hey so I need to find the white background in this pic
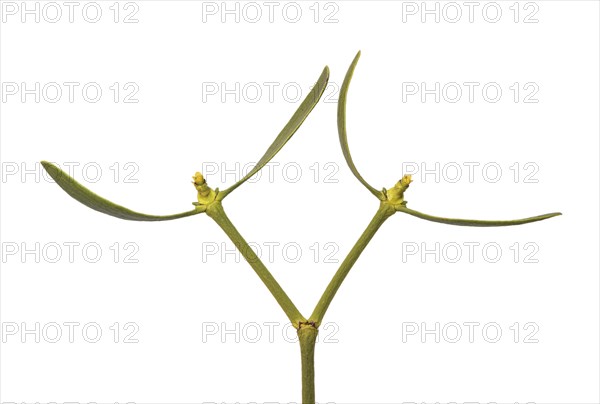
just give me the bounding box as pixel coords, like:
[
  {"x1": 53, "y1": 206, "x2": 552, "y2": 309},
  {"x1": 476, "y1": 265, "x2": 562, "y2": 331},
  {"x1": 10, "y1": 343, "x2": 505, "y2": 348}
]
[{"x1": 1, "y1": 1, "x2": 598, "y2": 403}]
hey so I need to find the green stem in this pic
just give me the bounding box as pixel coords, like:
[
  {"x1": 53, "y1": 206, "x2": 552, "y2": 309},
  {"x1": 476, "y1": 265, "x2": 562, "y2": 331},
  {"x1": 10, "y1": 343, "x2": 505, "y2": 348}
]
[
  {"x1": 206, "y1": 201, "x2": 306, "y2": 325},
  {"x1": 309, "y1": 202, "x2": 395, "y2": 325},
  {"x1": 298, "y1": 324, "x2": 318, "y2": 404}
]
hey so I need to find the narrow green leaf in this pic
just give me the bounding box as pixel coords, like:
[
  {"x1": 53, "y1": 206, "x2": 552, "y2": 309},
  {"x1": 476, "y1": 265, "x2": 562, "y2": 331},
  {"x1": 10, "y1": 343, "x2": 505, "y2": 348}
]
[
  {"x1": 338, "y1": 51, "x2": 382, "y2": 199},
  {"x1": 220, "y1": 66, "x2": 330, "y2": 198},
  {"x1": 41, "y1": 161, "x2": 204, "y2": 221},
  {"x1": 397, "y1": 206, "x2": 562, "y2": 227}
]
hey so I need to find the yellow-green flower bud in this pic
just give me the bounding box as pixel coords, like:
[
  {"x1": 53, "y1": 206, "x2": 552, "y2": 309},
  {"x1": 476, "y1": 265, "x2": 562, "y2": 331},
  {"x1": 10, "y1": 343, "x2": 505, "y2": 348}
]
[
  {"x1": 386, "y1": 174, "x2": 412, "y2": 206},
  {"x1": 193, "y1": 172, "x2": 205, "y2": 187},
  {"x1": 192, "y1": 171, "x2": 216, "y2": 205},
  {"x1": 400, "y1": 174, "x2": 412, "y2": 189}
]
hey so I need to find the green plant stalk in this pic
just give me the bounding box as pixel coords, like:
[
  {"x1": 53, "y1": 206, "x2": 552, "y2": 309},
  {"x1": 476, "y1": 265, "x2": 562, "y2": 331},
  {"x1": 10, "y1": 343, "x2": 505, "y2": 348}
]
[
  {"x1": 208, "y1": 199, "x2": 397, "y2": 403},
  {"x1": 298, "y1": 324, "x2": 318, "y2": 404},
  {"x1": 206, "y1": 201, "x2": 306, "y2": 326},
  {"x1": 39, "y1": 53, "x2": 563, "y2": 404},
  {"x1": 310, "y1": 201, "x2": 396, "y2": 326}
]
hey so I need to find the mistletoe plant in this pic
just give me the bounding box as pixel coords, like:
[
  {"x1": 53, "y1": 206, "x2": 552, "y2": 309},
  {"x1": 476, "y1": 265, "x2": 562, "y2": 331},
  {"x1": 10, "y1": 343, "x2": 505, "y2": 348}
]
[{"x1": 41, "y1": 52, "x2": 561, "y2": 403}]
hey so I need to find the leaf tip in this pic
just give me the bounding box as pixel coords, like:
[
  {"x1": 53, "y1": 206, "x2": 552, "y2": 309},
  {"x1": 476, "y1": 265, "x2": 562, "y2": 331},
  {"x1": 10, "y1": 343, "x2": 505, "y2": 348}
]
[{"x1": 40, "y1": 160, "x2": 60, "y2": 179}]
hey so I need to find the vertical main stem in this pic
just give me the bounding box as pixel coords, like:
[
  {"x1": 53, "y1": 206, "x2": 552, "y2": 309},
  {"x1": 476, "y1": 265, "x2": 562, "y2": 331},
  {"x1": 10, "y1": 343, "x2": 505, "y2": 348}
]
[{"x1": 298, "y1": 325, "x2": 318, "y2": 404}]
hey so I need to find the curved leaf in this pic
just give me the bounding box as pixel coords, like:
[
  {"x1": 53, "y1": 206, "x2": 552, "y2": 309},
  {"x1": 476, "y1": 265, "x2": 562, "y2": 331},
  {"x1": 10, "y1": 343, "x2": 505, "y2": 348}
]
[
  {"x1": 220, "y1": 66, "x2": 330, "y2": 198},
  {"x1": 338, "y1": 51, "x2": 382, "y2": 199},
  {"x1": 41, "y1": 161, "x2": 204, "y2": 221},
  {"x1": 397, "y1": 206, "x2": 561, "y2": 227}
]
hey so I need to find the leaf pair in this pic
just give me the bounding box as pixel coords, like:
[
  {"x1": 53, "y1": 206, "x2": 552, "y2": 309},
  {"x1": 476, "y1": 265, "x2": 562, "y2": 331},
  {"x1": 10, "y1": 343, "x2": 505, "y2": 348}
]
[
  {"x1": 337, "y1": 51, "x2": 561, "y2": 227},
  {"x1": 42, "y1": 52, "x2": 561, "y2": 227},
  {"x1": 42, "y1": 66, "x2": 330, "y2": 221}
]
